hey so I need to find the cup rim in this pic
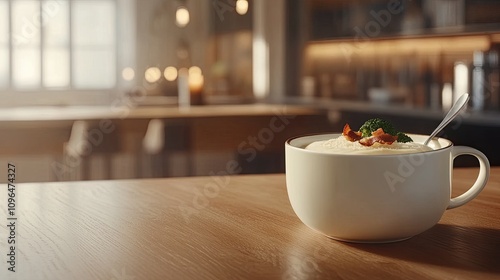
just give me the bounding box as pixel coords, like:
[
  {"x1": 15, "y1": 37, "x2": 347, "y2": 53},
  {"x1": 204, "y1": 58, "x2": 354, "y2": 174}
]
[{"x1": 285, "y1": 133, "x2": 453, "y2": 157}]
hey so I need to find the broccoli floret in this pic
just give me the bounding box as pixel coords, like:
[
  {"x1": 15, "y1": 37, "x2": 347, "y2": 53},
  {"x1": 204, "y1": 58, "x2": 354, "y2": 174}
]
[
  {"x1": 396, "y1": 132, "x2": 413, "y2": 143},
  {"x1": 359, "y1": 118, "x2": 413, "y2": 142},
  {"x1": 359, "y1": 118, "x2": 397, "y2": 138}
]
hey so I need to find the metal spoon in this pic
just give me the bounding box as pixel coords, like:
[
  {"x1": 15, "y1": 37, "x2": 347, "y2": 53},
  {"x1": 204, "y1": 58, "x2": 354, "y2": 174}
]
[{"x1": 423, "y1": 93, "x2": 470, "y2": 146}]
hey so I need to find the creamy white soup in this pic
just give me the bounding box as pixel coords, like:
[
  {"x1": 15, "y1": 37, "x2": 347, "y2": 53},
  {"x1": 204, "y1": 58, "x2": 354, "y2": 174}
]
[{"x1": 305, "y1": 135, "x2": 433, "y2": 155}]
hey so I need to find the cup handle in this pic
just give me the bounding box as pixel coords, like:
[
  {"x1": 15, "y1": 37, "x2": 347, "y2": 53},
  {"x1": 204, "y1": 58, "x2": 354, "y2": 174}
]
[{"x1": 447, "y1": 146, "x2": 490, "y2": 209}]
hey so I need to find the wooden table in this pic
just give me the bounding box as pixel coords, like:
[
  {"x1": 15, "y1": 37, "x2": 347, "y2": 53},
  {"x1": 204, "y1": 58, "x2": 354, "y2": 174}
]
[{"x1": 1, "y1": 167, "x2": 499, "y2": 280}]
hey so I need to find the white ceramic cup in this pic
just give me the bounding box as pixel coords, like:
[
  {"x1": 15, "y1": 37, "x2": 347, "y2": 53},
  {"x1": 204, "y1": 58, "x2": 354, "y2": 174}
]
[{"x1": 285, "y1": 133, "x2": 490, "y2": 243}]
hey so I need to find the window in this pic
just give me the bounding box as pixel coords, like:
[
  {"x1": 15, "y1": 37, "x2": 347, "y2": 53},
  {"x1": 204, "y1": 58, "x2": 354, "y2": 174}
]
[
  {"x1": 0, "y1": 1, "x2": 8, "y2": 87},
  {"x1": 0, "y1": 0, "x2": 133, "y2": 91}
]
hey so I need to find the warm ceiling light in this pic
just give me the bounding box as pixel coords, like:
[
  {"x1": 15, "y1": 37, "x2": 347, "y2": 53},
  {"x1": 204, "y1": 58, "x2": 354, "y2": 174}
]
[
  {"x1": 122, "y1": 67, "x2": 135, "y2": 81},
  {"x1": 145, "y1": 67, "x2": 162, "y2": 83},
  {"x1": 236, "y1": 0, "x2": 248, "y2": 15},
  {"x1": 176, "y1": 6, "x2": 190, "y2": 27},
  {"x1": 188, "y1": 66, "x2": 202, "y2": 76},
  {"x1": 164, "y1": 66, "x2": 178, "y2": 81}
]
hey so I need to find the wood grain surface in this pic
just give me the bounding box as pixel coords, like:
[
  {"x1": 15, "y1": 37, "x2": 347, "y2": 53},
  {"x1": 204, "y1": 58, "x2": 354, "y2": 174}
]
[{"x1": 0, "y1": 167, "x2": 499, "y2": 280}]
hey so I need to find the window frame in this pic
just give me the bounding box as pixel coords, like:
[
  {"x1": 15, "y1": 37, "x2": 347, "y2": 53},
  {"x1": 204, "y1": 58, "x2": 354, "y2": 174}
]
[{"x1": 0, "y1": 0, "x2": 135, "y2": 106}]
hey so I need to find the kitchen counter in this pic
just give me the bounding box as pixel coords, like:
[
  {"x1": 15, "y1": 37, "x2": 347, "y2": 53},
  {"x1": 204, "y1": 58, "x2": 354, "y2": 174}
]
[
  {"x1": 0, "y1": 104, "x2": 331, "y2": 182},
  {"x1": 273, "y1": 97, "x2": 500, "y2": 127},
  {"x1": 0, "y1": 103, "x2": 326, "y2": 122},
  {"x1": 269, "y1": 97, "x2": 500, "y2": 166}
]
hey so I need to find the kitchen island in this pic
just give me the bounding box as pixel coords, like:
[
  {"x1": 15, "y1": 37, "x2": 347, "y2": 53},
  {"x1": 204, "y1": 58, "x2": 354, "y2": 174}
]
[{"x1": 0, "y1": 104, "x2": 330, "y2": 182}]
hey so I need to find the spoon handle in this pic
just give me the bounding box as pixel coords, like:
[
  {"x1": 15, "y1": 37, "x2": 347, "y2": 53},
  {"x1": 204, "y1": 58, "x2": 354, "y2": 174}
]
[{"x1": 423, "y1": 93, "x2": 470, "y2": 146}]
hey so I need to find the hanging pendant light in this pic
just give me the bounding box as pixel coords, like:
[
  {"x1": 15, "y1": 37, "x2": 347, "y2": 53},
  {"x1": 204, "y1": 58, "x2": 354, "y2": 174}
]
[
  {"x1": 175, "y1": 0, "x2": 190, "y2": 27},
  {"x1": 236, "y1": 0, "x2": 248, "y2": 15}
]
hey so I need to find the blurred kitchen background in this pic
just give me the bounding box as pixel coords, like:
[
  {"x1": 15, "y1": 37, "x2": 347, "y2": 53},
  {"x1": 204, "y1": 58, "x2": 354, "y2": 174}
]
[{"x1": 1, "y1": 0, "x2": 499, "y2": 182}]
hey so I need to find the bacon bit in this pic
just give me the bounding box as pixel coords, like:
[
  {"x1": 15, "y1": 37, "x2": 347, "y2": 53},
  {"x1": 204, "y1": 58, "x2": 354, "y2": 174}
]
[
  {"x1": 359, "y1": 128, "x2": 398, "y2": 146},
  {"x1": 342, "y1": 124, "x2": 362, "y2": 142}
]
